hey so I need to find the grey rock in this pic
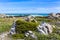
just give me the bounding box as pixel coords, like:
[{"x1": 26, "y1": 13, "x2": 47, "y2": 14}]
[
  {"x1": 37, "y1": 22, "x2": 53, "y2": 35},
  {"x1": 25, "y1": 31, "x2": 37, "y2": 39},
  {"x1": 9, "y1": 21, "x2": 16, "y2": 35}
]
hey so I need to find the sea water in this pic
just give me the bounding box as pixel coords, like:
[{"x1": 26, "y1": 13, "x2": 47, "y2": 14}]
[{"x1": 6, "y1": 13, "x2": 49, "y2": 17}]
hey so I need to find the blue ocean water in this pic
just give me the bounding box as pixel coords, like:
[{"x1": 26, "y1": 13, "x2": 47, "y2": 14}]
[{"x1": 6, "y1": 13, "x2": 49, "y2": 17}]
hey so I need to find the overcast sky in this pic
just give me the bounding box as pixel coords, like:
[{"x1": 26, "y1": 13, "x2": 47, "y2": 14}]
[{"x1": 0, "y1": 0, "x2": 60, "y2": 13}]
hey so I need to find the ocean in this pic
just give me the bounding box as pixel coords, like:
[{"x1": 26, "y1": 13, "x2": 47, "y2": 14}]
[{"x1": 6, "y1": 13, "x2": 49, "y2": 17}]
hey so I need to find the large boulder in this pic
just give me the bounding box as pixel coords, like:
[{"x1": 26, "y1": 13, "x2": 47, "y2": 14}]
[{"x1": 37, "y1": 22, "x2": 53, "y2": 35}]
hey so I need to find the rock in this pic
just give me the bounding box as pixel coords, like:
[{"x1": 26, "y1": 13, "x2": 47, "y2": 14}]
[
  {"x1": 9, "y1": 21, "x2": 16, "y2": 35},
  {"x1": 48, "y1": 13, "x2": 60, "y2": 19},
  {"x1": 25, "y1": 31, "x2": 37, "y2": 39},
  {"x1": 37, "y1": 22, "x2": 53, "y2": 35},
  {"x1": 25, "y1": 16, "x2": 34, "y2": 22},
  {"x1": 0, "y1": 14, "x2": 6, "y2": 18},
  {"x1": 25, "y1": 32, "x2": 29, "y2": 37},
  {"x1": 25, "y1": 16, "x2": 37, "y2": 23}
]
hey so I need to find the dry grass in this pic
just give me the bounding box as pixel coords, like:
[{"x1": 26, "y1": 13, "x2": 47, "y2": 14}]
[{"x1": 0, "y1": 17, "x2": 23, "y2": 33}]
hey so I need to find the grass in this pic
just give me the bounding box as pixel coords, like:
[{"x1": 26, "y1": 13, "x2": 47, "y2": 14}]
[
  {"x1": 0, "y1": 17, "x2": 60, "y2": 40},
  {"x1": 0, "y1": 18, "x2": 22, "y2": 33},
  {"x1": 12, "y1": 17, "x2": 60, "y2": 40}
]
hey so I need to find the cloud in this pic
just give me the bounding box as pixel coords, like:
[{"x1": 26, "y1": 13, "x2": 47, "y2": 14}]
[
  {"x1": 0, "y1": 7, "x2": 60, "y2": 13},
  {"x1": 0, "y1": 1, "x2": 60, "y2": 13}
]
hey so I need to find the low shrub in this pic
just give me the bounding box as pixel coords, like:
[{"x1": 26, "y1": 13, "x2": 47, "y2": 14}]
[
  {"x1": 15, "y1": 20, "x2": 38, "y2": 34},
  {"x1": 12, "y1": 34, "x2": 25, "y2": 39},
  {"x1": 35, "y1": 32, "x2": 60, "y2": 40}
]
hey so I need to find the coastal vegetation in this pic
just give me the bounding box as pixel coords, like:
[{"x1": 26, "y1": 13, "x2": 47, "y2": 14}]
[
  {"x1": 0, "y1": 17, "x2": 22, "y2": 33},
  {"x1": 0, "y1": 18, "x2": 14, "y2": 33},
  {"x1": 15, "y1": 20, "x2": 38, "y2": 34},
  {"x1": 0, "y1": 15, "x2": 60, "y2": 40},
  {"x1": 11, "y1": 16, "x2": 60, "y2": 40}
]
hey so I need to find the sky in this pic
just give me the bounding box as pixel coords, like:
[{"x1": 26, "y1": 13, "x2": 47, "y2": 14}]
[{"x1": 0, "y1": 0, "x2": 60, "y2": 13}]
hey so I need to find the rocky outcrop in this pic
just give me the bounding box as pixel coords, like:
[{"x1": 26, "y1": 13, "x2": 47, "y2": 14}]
[
  {"x1": 10, "y1": 21, "x2": 54, "y2": 35},
  {"x1": 25, "y1": 16, "x2": 37, "y2": 23},
  {"x1": 9, "y1": 21, "x2": 16, "y2": 35},
  {"x1": 37, "y1": 22, "x2": 53, "y2": 35},
  {"x1": 25, "y1": 31, "x2": 37, "y2": 39},
  {"x1": 0, "y1": 14, "x2": 6, "y2": 18},
  {"x1": 25, "y1": 16, "x2": 34, "y2": 22},
  {"x1": 48, "y1": 13, "x2": 60, "y2": 19}
]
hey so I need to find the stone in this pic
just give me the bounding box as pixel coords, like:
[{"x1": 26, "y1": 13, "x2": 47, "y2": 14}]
[
  {"x1": 25, "y1": 32, "x2": 29, "y2": 37},
  {"x1": 25, "y1": 16, "x2": 37, "y2": 23},
  {"x1": 37, "y1": 22, "x2": 53, "y2": 35},
  {"x1": 9, "y1": 21, "x2": 16, "y2": 35},
  {"x1": 25, "y1": 31, "x2": 37, "y2": 39}
]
